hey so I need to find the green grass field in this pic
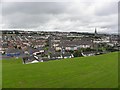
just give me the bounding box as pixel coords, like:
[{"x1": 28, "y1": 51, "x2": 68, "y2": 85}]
[
  {"x1": 0, "y1": 60, "x2": 2, "y2": 89},
  {"x1": 2, "y1": 52, "x2": 118, "y2": 88}
]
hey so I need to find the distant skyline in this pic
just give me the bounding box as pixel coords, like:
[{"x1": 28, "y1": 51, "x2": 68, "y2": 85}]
[{"x1": 0, "y1": 0, "x2": 119, "y2": 34}]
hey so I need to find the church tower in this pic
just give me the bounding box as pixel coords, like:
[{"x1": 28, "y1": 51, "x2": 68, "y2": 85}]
[{"x1": 94, "y1": 28, "x2": 97, "y2": 37}]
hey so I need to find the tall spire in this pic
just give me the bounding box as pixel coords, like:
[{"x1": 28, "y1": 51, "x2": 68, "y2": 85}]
[
  {"x1": 95, "y1": 28, "x2": 97, "y2": 36},
  {"x1": 95, "y1": 28, "x2": 97, "y2": 34}
]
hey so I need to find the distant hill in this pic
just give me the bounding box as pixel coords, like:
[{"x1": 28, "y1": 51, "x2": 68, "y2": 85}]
[{"x1": 2, "y1": 52, "x2": 118, "y2": 88}]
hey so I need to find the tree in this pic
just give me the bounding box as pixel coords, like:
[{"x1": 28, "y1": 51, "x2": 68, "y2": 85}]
[{"x1": 73, "y1": 49, "x2": 82, "y2": 57}]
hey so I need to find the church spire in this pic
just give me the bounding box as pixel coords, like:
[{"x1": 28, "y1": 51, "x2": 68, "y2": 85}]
[{"x1": 95, "y1": 28, "x2": 97, "y2": 36}]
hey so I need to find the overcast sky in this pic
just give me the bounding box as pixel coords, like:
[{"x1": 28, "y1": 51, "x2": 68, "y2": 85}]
[{"x1": 0, "y1": 0, "x2": 119, "y2": 34}]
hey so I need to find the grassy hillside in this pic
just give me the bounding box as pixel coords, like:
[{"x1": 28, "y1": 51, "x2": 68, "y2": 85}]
[
  {"x1": 2, "y1": 52, "x2": 118, "y2": 88},
  {"x1": 0, "y1": 60, "x2": 1, "y2": 89}
]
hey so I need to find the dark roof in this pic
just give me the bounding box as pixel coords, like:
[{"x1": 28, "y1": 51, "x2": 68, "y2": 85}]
[
  {"x1": 22, "y1": 55, "x2": 40, "y2": 64},
  {"x1": 50, "y1": 52, "x2": 61, "y2": 57},
  {"x1": 62, "y1": 39, "x2": 93, "y2": 47},
  {"x1": 2, "y1": 43, "x2": 8, "y2": 48},
  {"x1": 63, "y1": 52, "x2": 71, "y2": 57},
  {"x1": 50, "y1": 52, "x2": 71, "y2": 57},
  {"x1": 6, "y1": 48, "x2": 24, "y2": 54},
  {"x1": 82, "y1": 51, "x2": 96, "y2": 54},
  {"x1": 27, "y1": 47, "x2": 39, "y2": 53}
]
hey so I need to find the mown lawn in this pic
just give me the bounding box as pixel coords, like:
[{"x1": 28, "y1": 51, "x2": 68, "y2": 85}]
[
  {"x1": 0, "y1": 60, "x2": 2, "y2": 89},
  {"x1": 2, "y1": 52, "x2": 118, "y2": 88}
]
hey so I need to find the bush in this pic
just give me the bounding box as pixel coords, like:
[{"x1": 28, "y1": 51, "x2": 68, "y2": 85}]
[{"x1": 73, "y1": 50, "x2": 82, "y2": 57}]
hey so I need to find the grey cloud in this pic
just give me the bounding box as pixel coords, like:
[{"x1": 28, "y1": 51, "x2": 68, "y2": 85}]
[
  {"x1": 2, "y1": 2, "x2": 68, "y2": 28},
  {"x1": 1, "y1": 2, "x2": 118, "y2": 34},
  {"x1": 3, "y1": 14, "x2": 55, "y2": 28},
  {"x1": 95, "y1": 2, "x2": 118, "y2": 16},
  {"x1": 2, "y1": 2, "x2": 67, "y2": 15}
]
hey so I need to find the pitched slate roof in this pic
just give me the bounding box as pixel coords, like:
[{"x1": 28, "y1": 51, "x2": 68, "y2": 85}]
[
  {"x1": 22, "y1": 55, "x2": 40, "y2": 64},
  {"x1": 62, "y1": 39, "x2": 93, "y2": 47}
]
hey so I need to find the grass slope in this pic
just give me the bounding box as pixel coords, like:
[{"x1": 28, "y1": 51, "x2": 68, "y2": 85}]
[
  {"x1": 2, "y1": 52, "x2": 118, "y2": 88},
  {"x1": 0, "y1": 60, "x2": 2, "y2": 89}
]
